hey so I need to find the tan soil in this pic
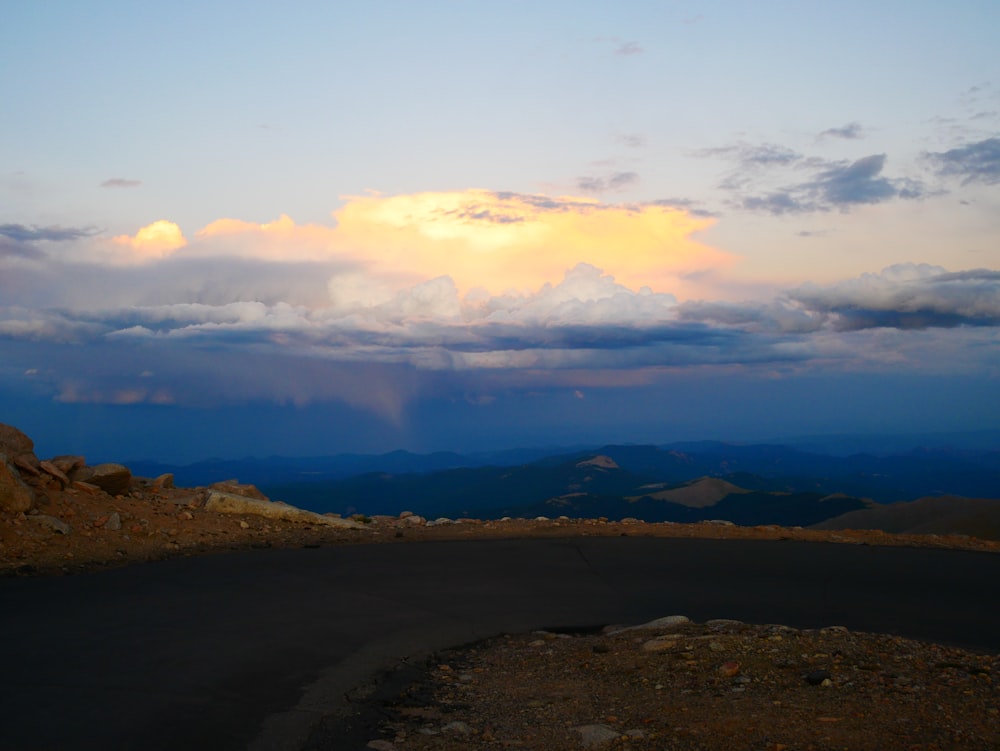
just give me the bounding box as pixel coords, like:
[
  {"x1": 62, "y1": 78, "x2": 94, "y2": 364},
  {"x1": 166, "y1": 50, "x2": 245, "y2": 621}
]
[{"x1": 3, "y1": 478, "x2": 999, "y2": 750}]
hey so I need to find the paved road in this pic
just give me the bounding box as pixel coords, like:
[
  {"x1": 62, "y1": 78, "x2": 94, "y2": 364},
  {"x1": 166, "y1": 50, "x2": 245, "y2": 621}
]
[{"x1": 1, "y1": 537, "x2": 998, "y2": 750}]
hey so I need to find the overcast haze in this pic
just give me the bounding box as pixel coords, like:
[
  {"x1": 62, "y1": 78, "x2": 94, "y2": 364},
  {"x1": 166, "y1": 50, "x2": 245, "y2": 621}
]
[{"x1": 2, "y1": 1, "x2": 999, "y2": 462}]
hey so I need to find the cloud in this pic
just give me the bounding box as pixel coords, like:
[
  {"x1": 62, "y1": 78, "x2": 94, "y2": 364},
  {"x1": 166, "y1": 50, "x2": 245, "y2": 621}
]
[
  {"x1": 112, "y1": 220, "x2": 187, "y2": 260},
  {"x1": 700, "y1": 140, "x2": 926, "y2": 214},
  {"x1": 926, "y1": 136, "x2": 1000, "y2": 185},
  {"x1": 818, "y1": 122, "x2": 865, "y2": 140},
  {"x1": 615, "y1": 41, "x2": 643, "y2": 56},
  {"x1": 35, "y1": 191, "x2": 728, "y2": 299},
  {"x1": 617, "y1": 133, "x2": 646, "y2": 149},
  {"x1": 741, "y1": 154, "x2": 924, "y2": 214},
  {"x1": 0, "y1": 223, "x2": 100, "y2": 261},
  {"x1": 0, "y1": 223, "x2": 97, "y2": 244},
  {"x1": 100, "y1": 178, "x2": 142, "y2": 189},
  {"x1": 575, "y1": 172, "x2": 639, "y2": 194},
  {"x1": 5, "y1": 255, "x2": 999, "y2": 417},
  {"x1": 325, "y1": 190, "x2": 730, "y2": 296},
  {"x1": 788, "y1": 264, "x2": 1000, "y2": 330}
]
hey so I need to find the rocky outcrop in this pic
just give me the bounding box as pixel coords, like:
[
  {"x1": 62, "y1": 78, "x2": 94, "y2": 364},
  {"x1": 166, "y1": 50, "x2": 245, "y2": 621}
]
[
  {"x1": 0, "y1": 423, "x2": 41, "y2": 478},
  {"x1": 208, "y1": 480, "x2": 268, "y2": 500},
  {"x1": 87, "y1": 463, "x2": 132, "y2": 496},
  {"x1": 204, "y1": 490, "x2": 364, "y2": 528},
  {"x1": 0, "y1": 454, "x2": 34, "y2": 512}
]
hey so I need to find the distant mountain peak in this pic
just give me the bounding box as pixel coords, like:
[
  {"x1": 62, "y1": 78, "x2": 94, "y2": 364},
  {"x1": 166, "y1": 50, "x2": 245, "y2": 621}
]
[{"x1": 576, "y1": 455, "x2": 620, "y2": 470}]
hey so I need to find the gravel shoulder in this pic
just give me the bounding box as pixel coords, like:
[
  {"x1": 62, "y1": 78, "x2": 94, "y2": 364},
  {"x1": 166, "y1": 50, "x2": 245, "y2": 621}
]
[{"x1": 353, "y1": 618, "x2": 999, "y2": 751}]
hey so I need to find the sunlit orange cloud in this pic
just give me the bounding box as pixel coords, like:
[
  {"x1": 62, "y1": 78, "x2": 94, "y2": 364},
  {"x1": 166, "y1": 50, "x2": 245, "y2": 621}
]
[
  {"x1": 332, "y1": 190, "x2": 732, "y2": 296},
  {"x1": 139, "y1": 191, "x2": 731, "y2": 298},
  {"x1": 112, "y1": 220, "x2": 187, "y2": 260},
  {"x1": 195, "y1": 214, "x2": 343, "y2": 261}
]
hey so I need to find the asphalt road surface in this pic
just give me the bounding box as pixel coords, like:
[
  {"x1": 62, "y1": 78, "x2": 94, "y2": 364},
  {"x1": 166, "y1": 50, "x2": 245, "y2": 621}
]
[{"x1": 1, "y1": 537, "x2": 998, "y2": 750}]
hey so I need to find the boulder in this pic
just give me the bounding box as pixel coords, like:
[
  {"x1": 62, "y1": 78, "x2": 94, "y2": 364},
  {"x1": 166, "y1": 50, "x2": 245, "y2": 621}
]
[
  {"x1": 204, "y1": 491, "x2": 364, "y2": 528},
  {"x1": 88, "y1": 463, "x2": 132, "y2": 495},
  {"x1": 0, "y1": 454, "x2": 34, "y2": 512},
  {"x1": 39, "y1": 460, "x2": 70, "y2": 488},
  {"x1": 153, "y1": 473, "x2": 175, "y2": 490},
  {"x1": 0, "y1": 423, "x2": 34, "y2": 458},
  {"x1": 208, "y1": 480, "x2": 267, "y2": 500},
  {"x1": 50, "y1": 455, "x2": 86, "y2": 474},
  {"x1": 0, "y1": 423, "x2": 41, "y2": 477}
]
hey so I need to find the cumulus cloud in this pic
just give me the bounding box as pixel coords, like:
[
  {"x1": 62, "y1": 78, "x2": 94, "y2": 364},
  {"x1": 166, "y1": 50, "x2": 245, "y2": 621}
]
[
  {"x1": 112, "y1": 220, "x2": 187, "y2": 260},
  {"x1": 788, "y1": 264, "x2": 1000, "y2": 330},
  {"x1": 926, "y1": 136, "x2": 1000, "y2": 185},
  {"x1": 25, "y1": 191, "x2": 730, "y2": 300}
]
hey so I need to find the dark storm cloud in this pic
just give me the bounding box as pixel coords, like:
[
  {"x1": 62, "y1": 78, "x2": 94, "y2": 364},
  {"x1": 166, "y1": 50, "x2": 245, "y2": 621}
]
[{"x1": 926, "y1": 136, "x2": 1000, "y2": 185}]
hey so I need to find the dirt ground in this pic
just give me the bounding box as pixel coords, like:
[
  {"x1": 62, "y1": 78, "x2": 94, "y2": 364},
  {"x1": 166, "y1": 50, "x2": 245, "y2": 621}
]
[{"x1": 3, "y1": 478, "x2": 998, "y2": 750}]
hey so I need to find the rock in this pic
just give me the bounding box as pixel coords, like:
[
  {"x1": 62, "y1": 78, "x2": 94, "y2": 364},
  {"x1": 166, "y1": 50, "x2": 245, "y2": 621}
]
[
  {"x1": 12, "y1": 454, "x2": 41, "y2": 476},
  {"x1": 39, "y1": 460, "x2": 70, "y2": 488},
  {"x1": 441, "y1": 721, "x2": 472, "y2": 734},
  {"x1": 69, "y1": 465, "x2": 95, "y2": 483},
  {"x1": 204, "y1": 491, "x2": 365, "y2": 528},
  {"x1": 72, "y1": 480, "x2": 101, "y2": 495},
  {"x1": 50, "y1": 455, "x2": 85, "y2": 474},
  {"x1": 0, "y1": 423, "x2": 34, "y2": 458},
  {"x1": 153, "y1": 473, "x2": 175, "y2": 490},
  {"x1": 805, "y1": 669, "x2": 832, "y2": 686},
  {"x1": 106, "y1": 511, "x2": 122, "y2": 531},
  {"x1": 718, "y1": 661, "x2": 741, "y2": 677},
  {"x1": 208, "y1": 480, "x2": 267, "y2": 500},
  {"x1": 622, "y1": 615, "x2": 690, "y2": 632},
  {"x1": 571, "y1": 724, "x2": 620, "y2": 748},
  {"x1": 366, "y1": 742, "x2": 397, "y2": 751},
  {"x1": 28, "y1": 514, "x2": 72, "y2": 535},
  {"x1": 641, "y1": 637, "x2": 678, "y2": 653},
  {"x1": 0, "y1": 455, "x2": 34, "y2": 512},
  {"x1": 402, "y1": 514, "x2": 426, "y2": 526},
  {"x1": 89, "y1": 463, "x2": 132, "y2": 495},
  {"x1": 399, "y1": 510, "x2": 414, "y2": 519}
]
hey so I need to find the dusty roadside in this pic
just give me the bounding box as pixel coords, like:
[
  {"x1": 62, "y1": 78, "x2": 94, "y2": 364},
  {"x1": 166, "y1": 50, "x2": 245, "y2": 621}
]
[{"x1": 3, "y1": 469, "x2": 999, "y2": 578}]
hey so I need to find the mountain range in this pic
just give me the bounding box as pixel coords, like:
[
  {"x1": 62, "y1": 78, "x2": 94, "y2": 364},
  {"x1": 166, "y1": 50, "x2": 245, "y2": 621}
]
[{"x1": 129, "y1": 439, "x2": 1000, "y2": 538}]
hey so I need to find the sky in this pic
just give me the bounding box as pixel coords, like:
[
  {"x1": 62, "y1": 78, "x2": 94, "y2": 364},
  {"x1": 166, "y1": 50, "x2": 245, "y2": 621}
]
[{"x1": 2, "y1": 1, "x2": 999, "y2": 462}]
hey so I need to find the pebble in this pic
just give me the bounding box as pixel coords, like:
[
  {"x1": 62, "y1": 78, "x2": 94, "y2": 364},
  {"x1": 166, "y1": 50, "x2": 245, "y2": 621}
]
[
  {"x1": 805, "y1": 669, "x2": 832, "y2": 686},
  {"x1": 641, "y1": 638, "x2": 678, "y2": 653},
  {"x1": 27, "y1": 515, "x2": 72, "y2": 535},
  {"x1": 571, "y1": 724, "x2": 620, "y2": 748}
]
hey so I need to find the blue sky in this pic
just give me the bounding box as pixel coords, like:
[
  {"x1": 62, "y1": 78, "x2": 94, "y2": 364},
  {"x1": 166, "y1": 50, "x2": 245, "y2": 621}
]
[{"x1": 2, "y1": 1, "x2": 999, "y2": 461}]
